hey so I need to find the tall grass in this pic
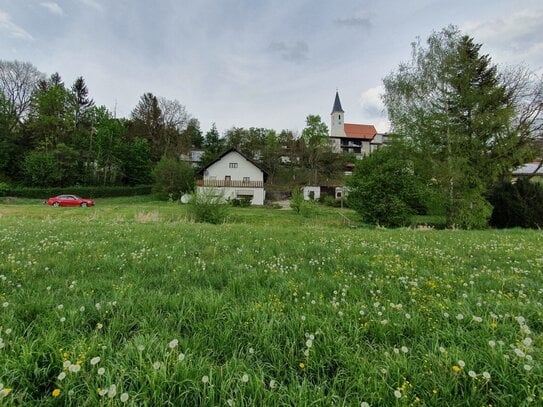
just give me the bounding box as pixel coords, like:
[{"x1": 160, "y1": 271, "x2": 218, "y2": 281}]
[{"x1": 0, "y1": 200, "x2": 541, "y2": 405}]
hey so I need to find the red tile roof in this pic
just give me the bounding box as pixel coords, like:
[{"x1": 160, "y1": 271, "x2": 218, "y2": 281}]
[{"x1": 343, "y1": 123, "x2": 376, "y2": 140}]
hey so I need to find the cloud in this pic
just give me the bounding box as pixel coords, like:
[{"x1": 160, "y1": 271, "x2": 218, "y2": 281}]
[
  {"x1": 268, "y1": 40, "x2": 309, "y2": 63},
  {"x1": 40, "y1": 2, "x2": 64, "y2": 16},
  {"x1": 0, "y1": 10, "x2": 33, "y2": 40},
  {"x1": 462, "y1": 9, "x2": 543, "y2": 68},
  {"x1": 334, "y1": 17, "x2": 372, "y2": 29},
  {"x1": 358, "y1": 85, "x2": 390, "y2": 132},
  {"x1": 78, "y1": 0, "x2": 104, "y2": 12}
]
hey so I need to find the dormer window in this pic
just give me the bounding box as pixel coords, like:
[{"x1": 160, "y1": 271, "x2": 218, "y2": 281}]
[{"x1": 229, "y1": 163, "x2": 238, "y2": 168}]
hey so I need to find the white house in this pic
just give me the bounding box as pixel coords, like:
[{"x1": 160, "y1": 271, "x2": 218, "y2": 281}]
[{"x1": 197, "y1": 148, "x2": 267, "y2": 205}]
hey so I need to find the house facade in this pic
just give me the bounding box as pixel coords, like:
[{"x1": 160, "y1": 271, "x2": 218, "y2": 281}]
[
  {"x1": 329, "y1": 91, "x2": 386, "y2": 158},
  {"x1": 197, "y1": 148, "x2": 267, "y2": 205}
]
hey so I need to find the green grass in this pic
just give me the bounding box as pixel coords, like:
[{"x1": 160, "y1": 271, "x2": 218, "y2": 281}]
[{"x1": 0, "y1": 199, "x2": 542, "y2": 405}]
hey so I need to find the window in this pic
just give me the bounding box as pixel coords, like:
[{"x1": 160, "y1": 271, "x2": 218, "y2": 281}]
[
  {"x1": 229, "y1": 163, "x2": 238, "y2": 168},
  {"x1": 243, "y1": 177, "x2": 250, "y2": 184},
  {"x1": 225, "y1": 176, "x2": 231, "y2": 183}
]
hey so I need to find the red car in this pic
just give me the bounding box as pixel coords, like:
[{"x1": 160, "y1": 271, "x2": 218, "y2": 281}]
[{"x1": 47, "y1": 195, "x2": 95, "y2": 207}]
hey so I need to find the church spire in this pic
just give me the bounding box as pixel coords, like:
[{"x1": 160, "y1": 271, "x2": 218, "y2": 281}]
[{"x1": 331, "y1": 91, "x2": 344, "y2": 114}]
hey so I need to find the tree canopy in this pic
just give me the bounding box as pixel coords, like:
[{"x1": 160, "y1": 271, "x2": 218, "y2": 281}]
[{"x1": 382, "y1": 26, "x2": 542, "y2": 228}]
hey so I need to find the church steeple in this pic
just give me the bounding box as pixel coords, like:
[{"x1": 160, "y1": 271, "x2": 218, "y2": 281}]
[
  {"x1": 330, "y1": 91, "x2": 346, "y2": 139},
  {"x1": 331, "y1": 91, "x2": 344, "y2": 114}
]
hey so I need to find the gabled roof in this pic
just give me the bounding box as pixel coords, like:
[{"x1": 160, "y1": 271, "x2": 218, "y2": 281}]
[
  {"x1": 331, "y1": 91, "x2": 344, "y2": 114},
  {"x1": 199, "y1": 148, "x2": 269, "y2": 177},
  {"x1": 343, "y1": 123, "x2": 377, "y2": 140}
]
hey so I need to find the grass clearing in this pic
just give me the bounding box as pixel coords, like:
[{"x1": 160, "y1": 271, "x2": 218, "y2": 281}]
[{"x1": 0, "y1": 199, "x2": 542, "y2": 405}]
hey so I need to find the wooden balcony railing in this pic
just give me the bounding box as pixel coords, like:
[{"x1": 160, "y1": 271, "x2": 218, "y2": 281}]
[{"x1": 197, "y1": 179, "x2": 264, "y2": 188}]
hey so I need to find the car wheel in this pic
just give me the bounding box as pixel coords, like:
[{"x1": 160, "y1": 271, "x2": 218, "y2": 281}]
[
  {"x1": 80, "y1": 202, "x2": 87, "y2": 207},
  {"x1": 53, "y1": 202, "x2": 60, "y2": 207}
]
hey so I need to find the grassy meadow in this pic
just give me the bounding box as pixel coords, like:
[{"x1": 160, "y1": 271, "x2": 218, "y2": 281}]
[{"x1": 0, "y1": 198, "x2": 542, "y2": 406}]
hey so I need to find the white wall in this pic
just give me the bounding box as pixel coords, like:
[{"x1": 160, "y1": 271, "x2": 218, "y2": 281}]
[
  {"x1": 197, "y1": 186, "x2": 266, "y2": 205},
  {"x1": 303, "y1": 186, "x2": 321, "y2": 201},
  {"x1": 330, "y1": 112, "x2": 346, "y2": 138},
  {"x1": 204, "y1": 151, "x2": 264, "y2": 181}
]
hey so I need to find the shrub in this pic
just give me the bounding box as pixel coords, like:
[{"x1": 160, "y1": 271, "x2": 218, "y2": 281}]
[
  {"x1": 346, "y1": 145, "x2": 427, "y2": 227},
  {"x1": 188, "y1": 190, "x2": 229, "y2": 224},
  {"x1": 0, "y1": 182, "x2": 9, "y2": 197},
  {"x1": 5, "y1": 185, "x2": 152, "y2": 199},
  {"x1": 231, "y1": 196, "x2": 252, "y2": 207},
  {"x1": 152, "y1": 157, "x2": 195, "y2": 201},
  {"x1": 489, "y1": 178, "x2": 543, "y2": 228},
  {"x1": 290, "y1": 189, "x2": 303, "y2": 214}
]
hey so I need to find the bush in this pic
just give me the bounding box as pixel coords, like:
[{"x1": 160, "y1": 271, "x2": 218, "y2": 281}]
[
  {"x1": 188, "y1": 190, "x2": 229, "y2": 224},
  {"x1": 346, "y1": 145, "x2": 427, "y2": 227},
  {"x1": 290, "y1": 189, "x2": 303, "y2": 214},
  {"x1": 0, "y1": 182, "x2": 9, "y2": 197},
  {"x1": 489, "y1": 178, "x2": 543, "y2": 228},
  {"x1": 231, "y1": 196, "x2": 252, "y2": 207},
  {"x1": 5, "y1": 185, "x2": 152, "y2": 199},
  {"x1": 152, "y1": 157, "x2": 195, "y2": 201}
]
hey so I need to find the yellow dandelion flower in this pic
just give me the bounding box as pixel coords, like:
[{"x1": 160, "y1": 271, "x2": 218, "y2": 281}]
[
  {"x1": 52, "y1": 389, "x2": 61, "y2": 397},
  {"x1": 452, "y1": 365, "x2": 461, "y2": 373},
  {"x1": 490, "y1": 322, "x2": 497, "y2": 329},
  {"x1": 299, "y1": 362, "x2": 305, "y2": 369}
]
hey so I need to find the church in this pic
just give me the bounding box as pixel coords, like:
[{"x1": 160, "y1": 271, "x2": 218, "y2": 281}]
[{"x1": 329, "y1": 91, "x2": 386, "y2": 158}]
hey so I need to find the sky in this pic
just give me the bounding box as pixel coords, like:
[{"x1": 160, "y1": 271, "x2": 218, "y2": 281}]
[{"x1": 1, "y1": 0, "x2": 542, "y2": 135}]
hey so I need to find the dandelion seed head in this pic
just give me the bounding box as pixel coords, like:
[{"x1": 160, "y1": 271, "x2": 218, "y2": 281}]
[
  {"x1": 120, "y1": 393, "x2": 129, "y2": 402},
  {"x1": 69, "y1": 364, "x2": 81, "y2": 373},
  {"x1": 394, "y1": 390, "x2": 402, "y2": 398},
  {"x1": 202, "y1": 375, "x2": 209, "y2": 384},
  {"x1": 169, "y1": 339, "x2": 179, "y2": 349},
  {"x1": 152, "y1": 361, "x2": 161, "y2": 370},
  {"x1": 97, "y1": 367, "x2": 105, "y2": 375},
  {"x1": 90, "y1": 357, "x2": 100, "y2": 365},
  {"x1": 241, "y1": 373, "x2": 249, "y2": 383},
  {"x1": 522, "y1": 338, "x2": 533, "y2": 346}
]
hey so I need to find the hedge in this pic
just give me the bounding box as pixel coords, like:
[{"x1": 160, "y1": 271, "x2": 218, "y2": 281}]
[{"x1": 3, "y1": 185, "x2": 153, "y2": 199}]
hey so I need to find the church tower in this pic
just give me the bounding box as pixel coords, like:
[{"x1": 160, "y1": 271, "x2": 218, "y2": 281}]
[{"x1": 330, "y1": 91, "x2": 346, "y2": 138}]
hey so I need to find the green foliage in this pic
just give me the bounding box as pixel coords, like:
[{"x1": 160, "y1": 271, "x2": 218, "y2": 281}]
[
  {"x1": 489, "y1": 178, "x2": 543, "y2": 228},
  {"x1": 383, "y1": 26, "x2": 533, "y2": 228},
  {"x1": 119, "y1": 137, "x2": 153, "y2": 186},
  {"x1": 347, "y1": 143, "x2": 427, "y2": 227},
  {"x1": 290, "y1": 188, "x2": 303, "y2": 214},
  {"x1": 449, "y1": 187, "x2": 493, "y2": 229},
  {"x1": 22, "y1": 150, "x2": 61, "y2": 186},
  {"x1": 188, "y1": 189, "x2": 229, "y2": 224},
  {"x1": 152, "y1": 157, "x2": 195, "y2": 201},
  {"x1": 0, "y1": 181, "x2": 9, "y2": 196},
  {"x1": 230, "y1": 196, "x2": 252, "y2": 207},
  {"x1": 5, "y1": 185, "x2": 152, "y2": 199}
]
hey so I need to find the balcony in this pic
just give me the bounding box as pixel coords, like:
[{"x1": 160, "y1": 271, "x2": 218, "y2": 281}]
[{"x1": 197, "y1": 179, "x2": 264, "y2": 188}]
